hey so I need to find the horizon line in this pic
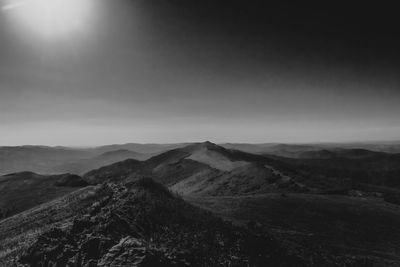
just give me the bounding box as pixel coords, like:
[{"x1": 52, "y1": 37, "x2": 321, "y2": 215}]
[{"x1": 1, "y1": 139, "x2": 400, "y2": 148}]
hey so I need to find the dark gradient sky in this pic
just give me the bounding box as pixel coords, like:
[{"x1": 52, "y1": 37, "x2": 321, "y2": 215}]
[{"x1": 0, "y1": 1, "x2": 399, "y2": 145}]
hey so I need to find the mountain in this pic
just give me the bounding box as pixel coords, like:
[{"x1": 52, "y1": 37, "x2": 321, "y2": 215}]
[
  {"x1": 54, "y1": 149, "x2": 148, "y2": 175},
  {"x1": 222, "y1": 142, "x2": 400, "y2": 156},
  {"x1": 0, "y1": 172, "x2": 87, "y2": 220},
  {"x1": 221, "y1": 143, "x2": 279, "y2": 154},
  {"x1": 84, "y1": 159, "x2": 142, "y2": 184},
  {"x1": 221, "y1": 143, "x2": 323, "y2": 157},
  {"x1": 189, "y1": 192, "x2": 400, "y2": 266},
  {"x1": 0, "y1": 146, "x2": 93, "y2": 175},
  {"x1": 259, "y1": 144, "x2": 322, "y2": 158},
  {"x1": 0, "y1": 146, "x2": 151, "y2": 176},
  {"x1": 91, "y1": 143, "x2": 189, "y2": 155},
  {"x1": 83, "y1": 143, "x2": 223, "y2": 185},
  {"x1": 99, "y1": 149, "x2": 145, "y2": 158},
  {"x1": 293, "y1": 149, "x2": 336, "y2": 159},
  {"x1": 2, "y1": 142, "x2": 399, "y2": 176},
  {"x1": 271, "y1": 149, "x2": 400, "y2": 191},
  {"x1": 2, "y1": 142, "x2": 400, "y2": 266},
  {"x1": 259, "y1": 148, "x2": 388, "y2": 160},
  {"x1": 320, "y1": 141, "x2": 400, "y2": 154},
  {"x1": 292, "y1": 148, "x2": 389, "y2": 160},
  {"x1": 1, "y1": 179, "x2": 304, "y2": 266},
  {"x1": 82, "y1": 142, "x2": 400, "y2": 197},
  {"x1": 84, "y1": 141, "x2": 309, "y2": 196}
]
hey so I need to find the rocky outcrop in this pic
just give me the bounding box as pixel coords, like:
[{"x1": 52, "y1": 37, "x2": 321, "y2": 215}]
[
  {"x1": 98, "y1": 237, "x2": 188, "y2": 267},
  {"x1": 20, "y1": 178, "x2": 303, "y2": 267}
]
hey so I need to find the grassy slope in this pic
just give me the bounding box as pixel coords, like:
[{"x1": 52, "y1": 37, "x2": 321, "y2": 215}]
[
  {"x1": 0, "y1": 172, "x2": 82, "y2": 219},
  {"x1": 269, "y1": 151, "x2": 400, "y2": 191},
  {"x1": 187, "y1": 194, "x2": 400, "y2": 266},
  {"x1": 84, "y1": 142, "x2": 304, "y2": 197},
  {"x1": 0, "y1": 185, "x2": 105, "y2": 266},
  {"x1": 1, "y1": 180, "x2": 304, "y2": 267}
]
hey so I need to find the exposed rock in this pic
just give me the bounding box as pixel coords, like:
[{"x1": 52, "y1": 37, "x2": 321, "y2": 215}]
[
  {"x1": 98, "y1": 237, "x2": 188, "y2": 267},
  {"x1": 20, "y1": 178, "x2": 304, "y2": 267}
]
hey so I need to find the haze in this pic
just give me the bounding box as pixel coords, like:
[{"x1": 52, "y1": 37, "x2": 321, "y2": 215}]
[{"x1": 1, "y1": 1, "x2": 399, "y2": 146}]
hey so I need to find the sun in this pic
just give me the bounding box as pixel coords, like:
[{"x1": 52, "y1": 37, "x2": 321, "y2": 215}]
[{"x1": 2, "y1": 0, "x2": 94, "y2": 40}]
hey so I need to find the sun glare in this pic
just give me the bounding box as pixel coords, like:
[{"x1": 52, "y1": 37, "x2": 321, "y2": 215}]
[{"x1": 2, "y1": 0, "x2": 94, "y2": 40}]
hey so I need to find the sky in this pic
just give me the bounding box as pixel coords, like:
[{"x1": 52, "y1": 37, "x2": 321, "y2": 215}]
[{"x1": 0, "y1": 0, "x2": 399, "y2": 146}]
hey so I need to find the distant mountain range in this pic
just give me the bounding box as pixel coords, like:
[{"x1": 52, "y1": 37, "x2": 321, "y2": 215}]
[
  {"x1": 1, "y1": 141, "x2": 399, "y2": 176},
  {"x1": 0, "y1": 144, "x2": 176, "y2": 176},
  {"x1": 2, "y1": 141, "x2": 400, "y2": 218},
  {"x1": 222, "y1": 142, "x2": 400, "y2": 157},
  {"x1": 3, "y1": 141, "x2": 400, "y2": 217}
]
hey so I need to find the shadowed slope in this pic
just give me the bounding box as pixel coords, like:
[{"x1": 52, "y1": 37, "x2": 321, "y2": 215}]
[
  {"x1": 270, "y1": 149, "x2": 400, "y2": 191},
  {"x1": 83, "y1": 142, "x2": 304, "y2": 196},
  {"x1": 83, "y1": 159, "x2": 142, "y2": 184},
  {"x1": 189, "y1": 193, "x2": 400, "y2": 266},
  {"x1": 54, "y1": 149, "x2": 149, "y2": 175},
  {"x1": 0, "y1": 172, "x2": 87, "y2": 220},
  {"x1": 0, "y1": 185, "x2": 108, "y2": 265},
  {"x1": 19, "y1": 179, "x2": 304, "y2": 267},
  {"x1": 0, "y1": 145, "x2": 153, "y2": 176}
]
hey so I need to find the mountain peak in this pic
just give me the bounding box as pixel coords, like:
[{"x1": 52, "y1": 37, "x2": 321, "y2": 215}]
[
  {"x1": 188, "y1": 141, "x2": 220, "y2": 151},
  {"x1": 180, "y1": 141, "x2": 228, "y2": 157},
  {"x1": 200, "y1": 140, "x2": 218, "y2": 148}
]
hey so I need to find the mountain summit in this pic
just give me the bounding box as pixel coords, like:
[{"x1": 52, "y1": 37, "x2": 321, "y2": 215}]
[{"x1": 83, "y1": 142, "x2": 307, "y2": 196}]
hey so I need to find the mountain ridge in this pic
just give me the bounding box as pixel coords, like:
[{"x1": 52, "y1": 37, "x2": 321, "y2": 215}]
[{"x1": 83, "y1": 142, "x2": 307, "y2": 196}]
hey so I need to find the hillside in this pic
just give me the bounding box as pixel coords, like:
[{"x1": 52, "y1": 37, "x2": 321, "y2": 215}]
[
  {"x1": 0, "y1": 185, "x2": 107, "y2": 265},
  {"x1": 84, "y1": 159, "x2": 143, "y2": 184},
  {"x1": 2, "y1": 143, "x2": 400, "y2": 266},
  {"x1": 269, "y1": 149, "x2": 400, "y2": 192},
  {"x1": 81, "y1": 142, "x2": 400, "y2": 199},
  {"x1": 278, "y1": 148, "x2": 393, "y2": 160},
  {"x1": 1, "y1": 179, "x2": 304, "y2": 266},
  {"x1": 84, "y1": 142, "x2": 308, "y2": 196},
  {"x1": 91, "y1": 143, "x2": 188, "y2": 155},
  {"x1": 54, "y1": 149, "x2": 148, "y2": 175},
  {"x1": 189, "y1": 193, "x2": 400, "y2": 266},
  {"x1": 222, "y1": 142, "x2": 400, "y2": 155},
  {"x1": 0, "y1": 172, "x2": 88, "y2": 220}
]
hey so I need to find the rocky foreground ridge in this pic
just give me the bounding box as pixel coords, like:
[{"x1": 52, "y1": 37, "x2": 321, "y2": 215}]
[{"x1": 20, "y1": 179, "x2": 303, "y2": 267}]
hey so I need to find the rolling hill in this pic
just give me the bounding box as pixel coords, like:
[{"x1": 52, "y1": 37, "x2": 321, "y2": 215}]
[
  {"x1": 83, "y1": 141, "x2": 308, "y2": 196},
  {"x1": 90, "y1": 142, "x2": 188, "y2": 155},
  {"x1": 188, "y1": 193, "x2": 400, "y2": 266},
  {"x1": 0, "y1": 172, "x2": 88, "y2": 220},
  {"x1": 0, "y1": 146, "x2": 151, "y2": 176},
  {"x1": 54, "y1": 149, "x2": 148, "y2": 174},
  {"x1": 2, "y1": 141, "x2": 400, "y2": 176},
  {"x1": 269, "y1": 149, "x2": 400, "y2": 191},
  {"x1": 0, "y1": 146, "x2": 93, "y2": 175},
  {"x1": 222, "y1": 142, "x2": 400, "y2": 156}
]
